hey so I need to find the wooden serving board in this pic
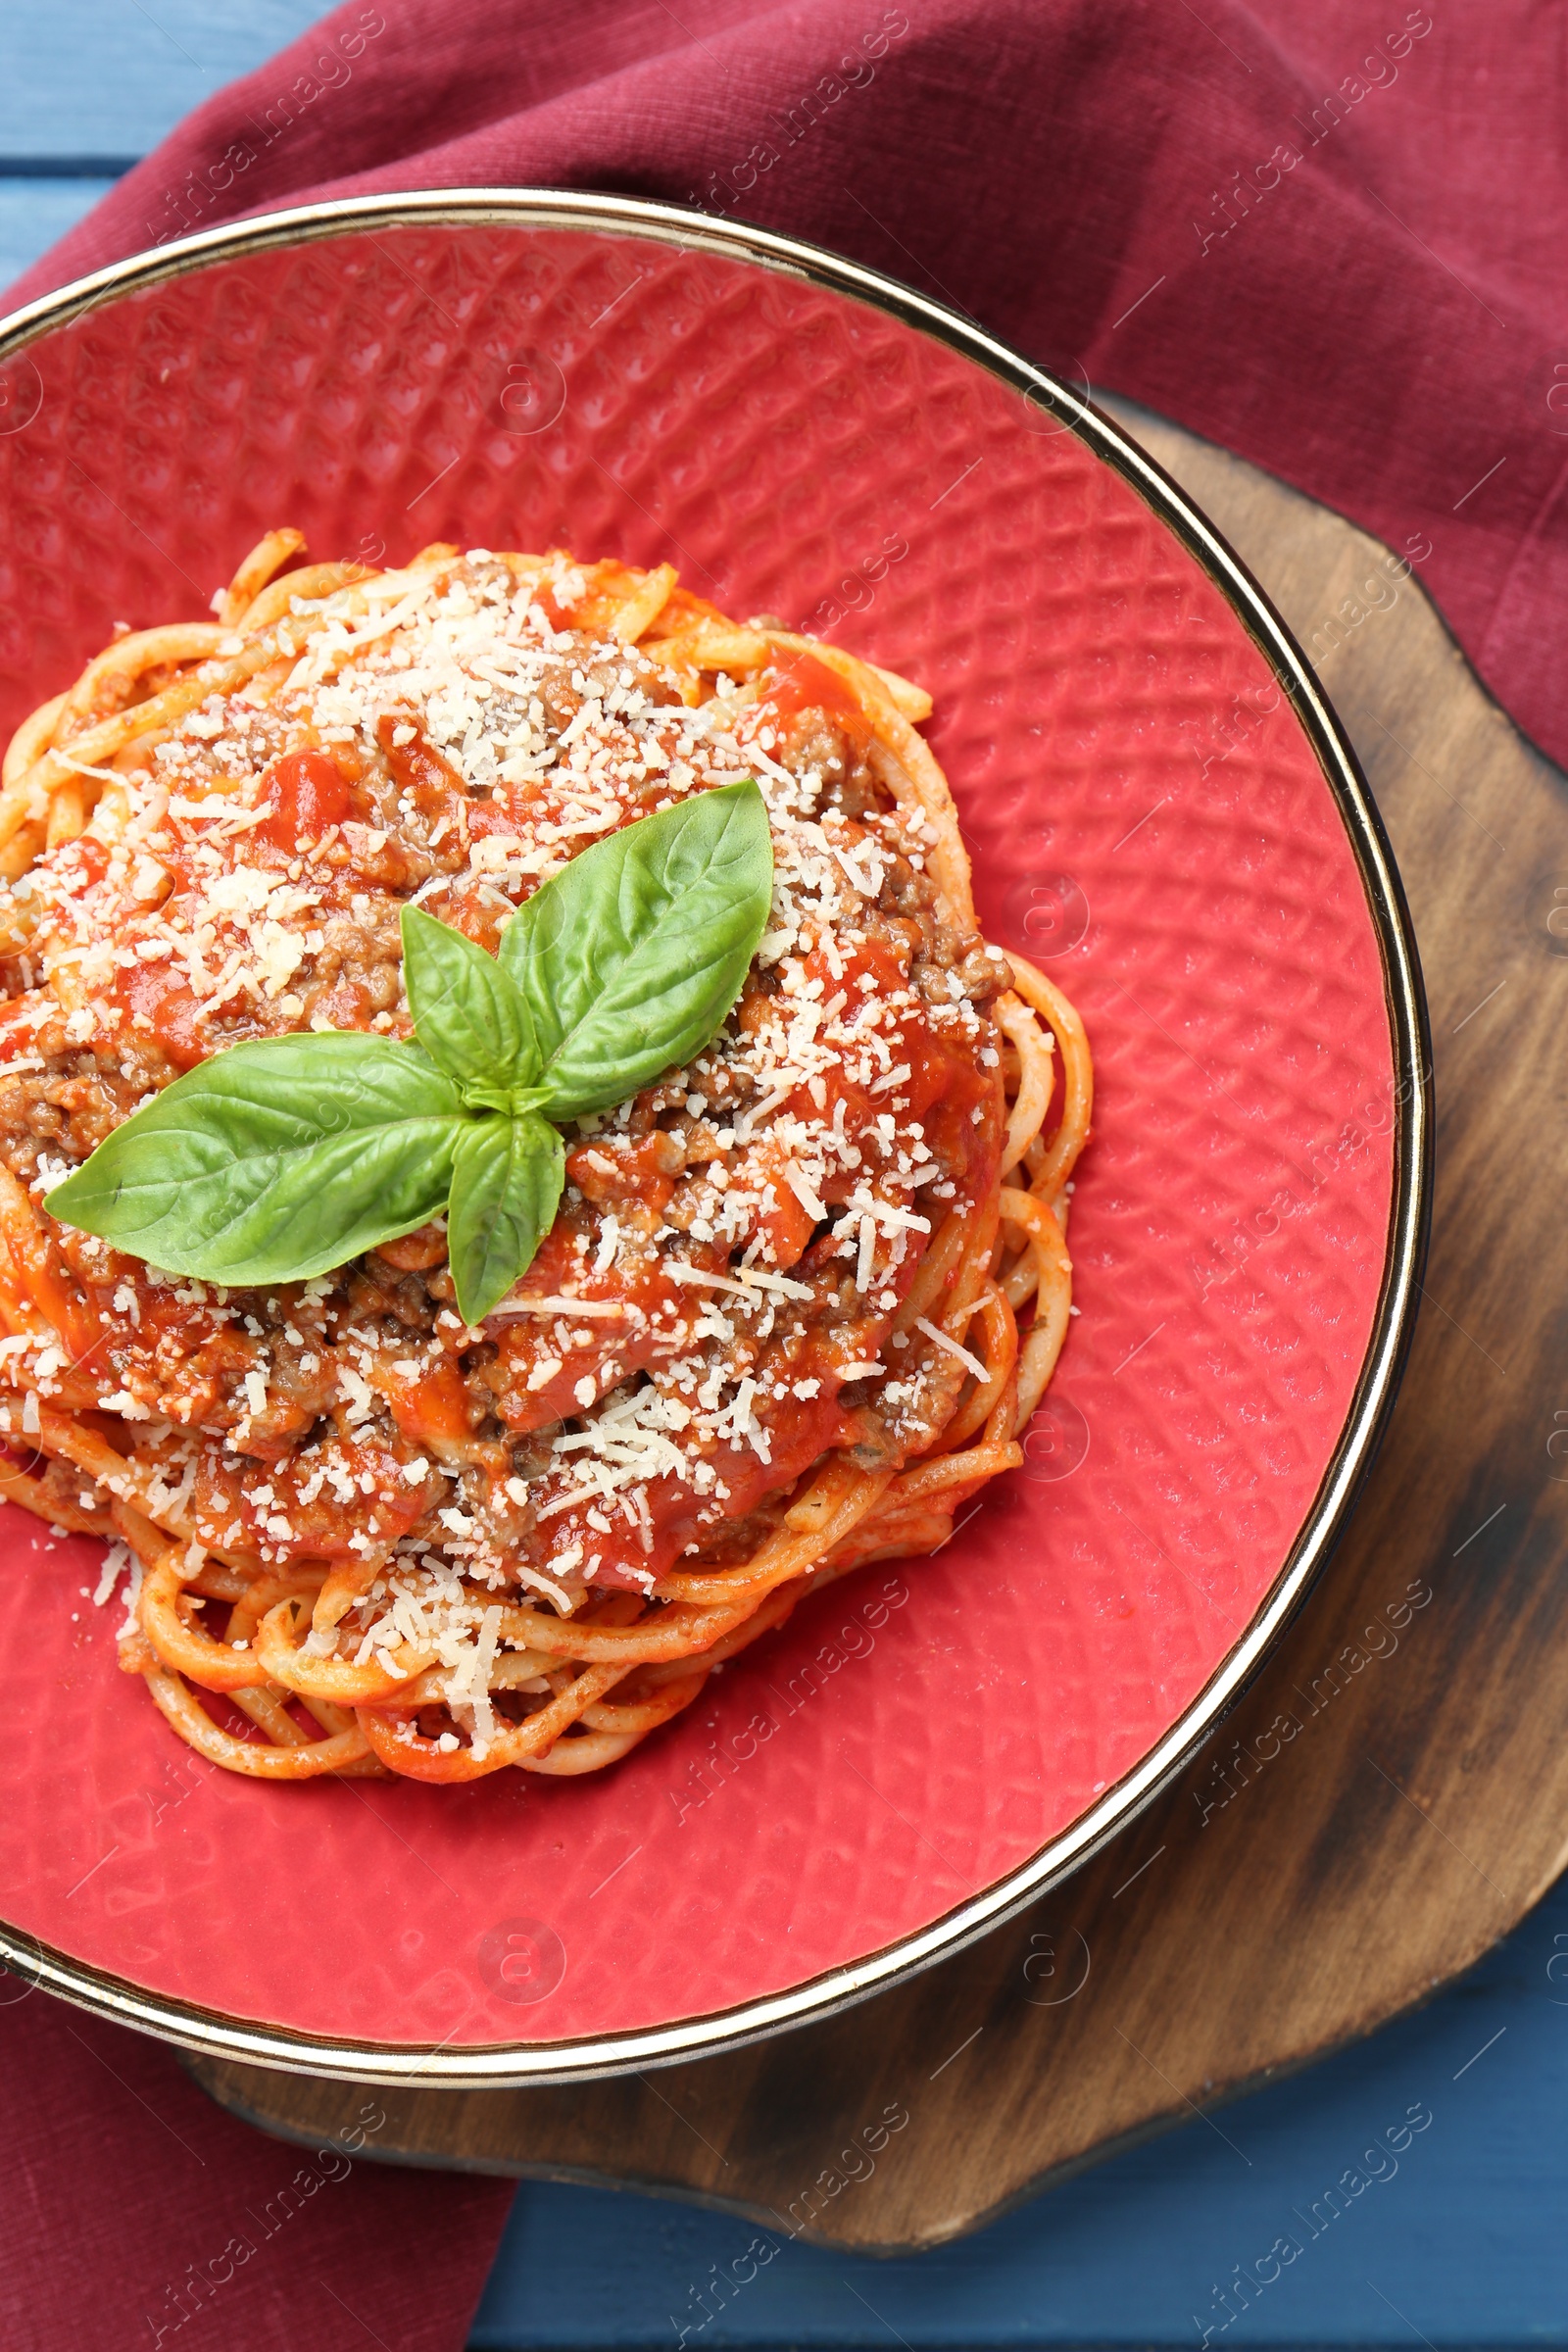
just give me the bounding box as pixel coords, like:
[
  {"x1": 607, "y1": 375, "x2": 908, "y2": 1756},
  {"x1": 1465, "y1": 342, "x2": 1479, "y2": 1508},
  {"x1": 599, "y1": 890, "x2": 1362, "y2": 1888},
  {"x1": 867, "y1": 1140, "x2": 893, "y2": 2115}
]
[{"x1": 183, "y1": 401, "x2": 1568, "y2": 2250}]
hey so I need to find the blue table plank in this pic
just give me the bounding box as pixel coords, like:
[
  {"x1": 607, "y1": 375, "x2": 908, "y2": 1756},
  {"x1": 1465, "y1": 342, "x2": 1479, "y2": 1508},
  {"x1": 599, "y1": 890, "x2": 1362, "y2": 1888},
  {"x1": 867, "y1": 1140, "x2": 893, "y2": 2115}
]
[
  {"x1": 8, "y1": 10, "x2": 1567, "y2": 2350},
  {"x1": 1, "y1": 1, "x2": 328, "y2": 160},
  {"x1": 0, "y1": 0, "x2": 325, "y2": 296},
  {"x1": 0, "y1": 1, "x2": 326, "y2": 296}
]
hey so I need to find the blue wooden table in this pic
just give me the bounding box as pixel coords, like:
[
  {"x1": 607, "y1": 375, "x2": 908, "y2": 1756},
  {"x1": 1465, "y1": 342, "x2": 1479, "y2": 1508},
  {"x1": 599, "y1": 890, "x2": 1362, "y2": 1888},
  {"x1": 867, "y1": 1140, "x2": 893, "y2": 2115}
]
[
  {"x1": 7, "y1": 10, "x2": 1566, "y2": 2345},
  {"x1": 467, "y1": 1886, "x2": 1568, "y2": 2348}
]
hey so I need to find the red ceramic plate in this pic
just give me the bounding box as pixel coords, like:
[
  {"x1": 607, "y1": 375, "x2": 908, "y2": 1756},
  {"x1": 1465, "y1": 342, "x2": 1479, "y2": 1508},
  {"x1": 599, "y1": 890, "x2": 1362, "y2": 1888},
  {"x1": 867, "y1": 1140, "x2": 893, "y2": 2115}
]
[{"x1": 0, "y1": 196, "x2": 1426, "y2": 2082}]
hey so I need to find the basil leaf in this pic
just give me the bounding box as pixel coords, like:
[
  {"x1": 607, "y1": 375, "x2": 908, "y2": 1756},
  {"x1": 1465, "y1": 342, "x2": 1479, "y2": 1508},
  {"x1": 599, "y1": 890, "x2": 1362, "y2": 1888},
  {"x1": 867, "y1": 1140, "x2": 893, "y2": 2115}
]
[
  {"x1": 48, "y1": 1034, "x2": 466, "y2": 1285},
  {"x1": 400, "y1": 904, "x2": 539, "y2": 1094},
  {"x1": 48, "y1": 783, "x2": 776, "y2": 1298},
  {"x1": 500, "y1": 778, "x2": 773, "y2": 1119},
  {"x1": 445, "y1": 1110, "x2": 564, "y2": 1325}
]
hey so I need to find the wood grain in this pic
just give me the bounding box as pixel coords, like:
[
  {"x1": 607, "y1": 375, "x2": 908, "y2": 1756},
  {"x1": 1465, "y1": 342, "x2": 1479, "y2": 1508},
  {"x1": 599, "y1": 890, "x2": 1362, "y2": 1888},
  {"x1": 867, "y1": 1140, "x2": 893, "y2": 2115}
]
[{"x1": 184, "y1": 401, "x2": 1568, "y2": 2250}]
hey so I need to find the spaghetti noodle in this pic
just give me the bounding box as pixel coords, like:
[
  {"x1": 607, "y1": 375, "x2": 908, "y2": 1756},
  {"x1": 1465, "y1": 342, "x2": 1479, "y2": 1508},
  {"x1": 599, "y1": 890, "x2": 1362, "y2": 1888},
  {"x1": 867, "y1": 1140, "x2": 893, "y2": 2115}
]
[{"x1": 0, "y1": 539, "x2": 1090, "y2": 1782}]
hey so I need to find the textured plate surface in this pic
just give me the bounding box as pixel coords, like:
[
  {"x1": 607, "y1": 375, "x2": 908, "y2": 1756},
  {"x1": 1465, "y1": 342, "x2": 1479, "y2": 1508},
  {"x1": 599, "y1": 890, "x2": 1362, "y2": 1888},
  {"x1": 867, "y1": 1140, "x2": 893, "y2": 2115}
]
[{"x1": 0, "y1": 202, "x2": 1414, "y2": 2071}]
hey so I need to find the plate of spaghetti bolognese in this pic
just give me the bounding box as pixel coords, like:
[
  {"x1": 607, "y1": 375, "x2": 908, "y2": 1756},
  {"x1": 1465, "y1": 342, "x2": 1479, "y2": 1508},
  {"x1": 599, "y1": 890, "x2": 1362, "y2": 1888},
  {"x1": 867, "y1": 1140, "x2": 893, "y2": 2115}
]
[{"x1": 0, "y1": 195, "x2": 1425, "y2": 2082}]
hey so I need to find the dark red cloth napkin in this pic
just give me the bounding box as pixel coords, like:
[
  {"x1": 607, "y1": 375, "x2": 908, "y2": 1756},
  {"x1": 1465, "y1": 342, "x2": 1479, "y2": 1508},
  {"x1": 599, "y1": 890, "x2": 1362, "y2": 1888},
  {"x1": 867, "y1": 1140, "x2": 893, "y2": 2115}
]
[
  {"x1": 0, "y1": 1973, "x2": 510, "y2": 2351},
  {"x1": 7, "y1": 0, "x2": 1565, "y2": 768},
  {"x1": 0, "y1": 4, "x2": 1552, "y2": 2343}
]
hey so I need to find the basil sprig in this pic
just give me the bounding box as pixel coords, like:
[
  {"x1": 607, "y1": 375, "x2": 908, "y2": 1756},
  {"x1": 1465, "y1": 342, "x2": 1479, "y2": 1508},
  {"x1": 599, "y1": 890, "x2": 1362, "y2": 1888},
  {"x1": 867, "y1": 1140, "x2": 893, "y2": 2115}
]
[{"x1": 50, "y1": 780, "x2": 773, "y2": 1324}]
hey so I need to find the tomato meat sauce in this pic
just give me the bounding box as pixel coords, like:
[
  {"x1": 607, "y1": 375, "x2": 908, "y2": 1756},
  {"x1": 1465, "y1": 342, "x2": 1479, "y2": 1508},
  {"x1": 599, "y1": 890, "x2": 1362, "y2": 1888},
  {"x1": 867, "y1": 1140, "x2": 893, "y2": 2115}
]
[{"x1": 0, "y1": 554, "x2": 1008, "y2": 1618}]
